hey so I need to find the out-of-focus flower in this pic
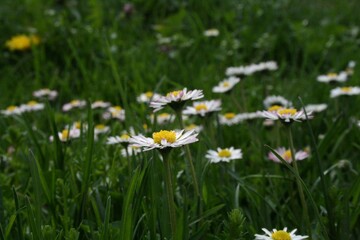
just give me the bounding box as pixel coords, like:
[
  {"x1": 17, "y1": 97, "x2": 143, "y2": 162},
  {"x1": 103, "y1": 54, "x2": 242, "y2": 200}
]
[
  {"x1": 150, "y1": 88, "x2": 204, "y2": 112},
  {"x1": 121, "y1": 146, "x2": 142, "y2": 157},
  {"x1": 5, "y1": 34, "x2": 40, "y2": 51},
  {"x1": 226, "y1": 61, "x2": 278, "y2": 76},
  {"x1": 268, "y1": 147, "x2": 309, "y2": 163},
  {"x1": 330, "y1": 86, "x2": 360, "y2": 98},
  {"x1": 263, "y1": 95, "x2": 292, "y2": 109},
  {"x1": 150, "y1": 113, "x2": 175, "y2": 125},
  {"x1": 203, "y1": 28, "x2": 219, "y2": 37},
  {"x1": 212, "y1": 76, "x2": 240, "y2": 93},
  {"x1": 94, "y1": 124, "x2": 110, "y2": 135},
  {"x1": 137, "y1": 91, "x2": 161, "y2": 103},
  {"x1": 1, "y1": 105, "x2": 23, "y2": 116},
  {"x1": 205, "y1": 147, "x2": 242, "y2": 163},
  {"x1": 183, "y1": 100, "x2": 221, "y2": 117},
  {"x1": 62, "y1": 100, "x2": 86, "y2": 112},
  {"x1": 130, "y1": 129, "x2": 198, "y2": 151},
  {"x1": 20, "y1": 101, "x2": 45, "y2": 112},
  {"x1": 33, "y1": 88, "x2": 58, "y2": 100},
  {"x1": 219, "y1": 112, "x2": 241, "y2": 126},
  {"x1": 184, "y1": 123, "x2": 203, "y2": 132},
  {"x1": 50, "y1": 128, "x2": 81, "y2": 142},
  {"x1": 255, "y1": 227, "x2": 308, "y2": 240},
  {"x1": 317, "y1": 72, "x2": 348, "y2": 83},
  {"x1": 103, "y1": 106, "x2": 125, "y2": 121},
  {"x1": 91, "y1": 100, "x2": 111, "y2": 109},
  {"x1": 259, "y1": 108, "x2": 311, "y2": 124},
  {"x1": 106, "y1": 133, "x2": 131, "y2": 145},
  {"x1": 304, "y1": 104, "x2": 327, "y2": 113}
]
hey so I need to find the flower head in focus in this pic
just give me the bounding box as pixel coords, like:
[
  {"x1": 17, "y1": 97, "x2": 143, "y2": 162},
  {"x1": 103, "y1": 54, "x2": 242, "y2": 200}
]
[
  {"x1": 206, "y1": 147, "x2": 242, "y2": 163},
  {"x1": 130, "y1": 129, "x2": 198, "y2": 151},
  {"x1": 255, "y1": 227, "x2": 308, "y2": 240},
  {"x1": 259, "y1": 108, "x2": 312, "y2": 124},
  {"x1": 150, "y1": 88, "x2": 204, "y2": 112}
]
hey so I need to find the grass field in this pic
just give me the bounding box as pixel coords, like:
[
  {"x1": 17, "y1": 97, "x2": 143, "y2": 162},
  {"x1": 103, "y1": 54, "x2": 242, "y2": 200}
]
[{"x1": 1, "y1": 0, "x2": 360, "y2": 239}]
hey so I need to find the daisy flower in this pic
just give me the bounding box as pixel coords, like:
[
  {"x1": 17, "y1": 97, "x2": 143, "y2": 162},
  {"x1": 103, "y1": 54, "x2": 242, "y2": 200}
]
[
  {"x1": 102, "y1": 106, "x2": 125, "y2": 121},
  {"x1": 106, "y1": 133, "x2": 131, "y2": 145},
  {"x1": 50, "y1": 128, "x2": 81, "y2": 142},
  {"x1": 150, "y1": 113, "x2": 175, "y2": 125},
  {"x1": 183, "y1": 100, "x2": 221, "y2": 117},
  {"x1": 255, "y1": 227, "x2": 308, "y2": 240},
  {"x1": 129, "y1": 129, "x2": 198, "y2": 151},
  {"x1": 149, "y1": 88, "x2": 204, "y2": 112},
  {"x1": 205, "y1": 147, "x2": 242, "y2": 163},
  {"x1": 62, "y1": 99, "x2": 86, "y2": 112},
  {"x1": 330, "y1": 86, "x2": 360, "y2": 98},
  {"x1": 304, "y1": 104, "x2": 327, "y2": 113},
  {"x1": 237, "y1": 112, "x2": 262, "y2": 121},
  {"x1": 91, "y1": 100, "x2": 111, "y2": 109},
  {"x1": 184, "y1": 123, "x2": 203, "y2": 132},
  {"x1": 20, "y1": 101, "x2": 45, "y2": 112},
  {"x1": 317, "y1": 72, "x2": 347, "y2": 83},
  {"x1": 203, "y1": 28, "x2": 219, "y2": 37},
  {"x1": 212, "y1": 76, "x2": 240, "y2": 93},
  {"x1": 226, "y1": 61, "x2": 278, "y2": 76},
  {"x1": 121, "y1": 146, "x2": 142, "y2": 157},
  {"x1": 33, "y1": 88, "x2": 58, "y2": 100},
  {"x1": 136, "y1": 91, "x2": 161, "y2": 103},
  {"x1": 268, "y1": 147, "x2": 309, "y2": 163},
  {"x1": 263, "y1": 95, "x2": 292, "y2": 109},
  {"x1": 6, "y1": 34, "x2": 40, "y2": 51},
  {"x1": 1, "y1": 105, "x2": 23, "y2": 116},
  {"x1": 219, "y1": 112, "x2": 241, "y2": 126},
  {"x1": 259, "y1": 108, "x2": 312, "y2": 124},
  {"x1": 94, "y1": 124, "x2": 110, "y2": 135}
]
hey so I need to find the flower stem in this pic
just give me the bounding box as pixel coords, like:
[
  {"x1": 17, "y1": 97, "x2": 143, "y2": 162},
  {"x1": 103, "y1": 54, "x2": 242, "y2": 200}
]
[
  {"x1": 176, "y1": 111, "x2": 200, "y2": 197},
  {"x1": 287, "y1": 127, "x2": 312, "y2": 237},
  {"x1": 162, "y1": 152, "x2": 177, "y2": 237}
]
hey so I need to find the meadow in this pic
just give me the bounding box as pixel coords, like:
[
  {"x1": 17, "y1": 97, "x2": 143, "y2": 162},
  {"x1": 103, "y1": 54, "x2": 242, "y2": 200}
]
[{"x1": 1, "y1": 0, "x2": 360, "y2": 239}]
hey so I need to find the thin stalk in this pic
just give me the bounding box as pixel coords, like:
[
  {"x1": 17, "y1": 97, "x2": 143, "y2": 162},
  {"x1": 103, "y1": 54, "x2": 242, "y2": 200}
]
[
  {"x1": 230, "y1": 90, "x2": 243, "y2": 112},
  {"x1": 287, "y1": 126, "x2": 312, "y2": 237},
  {"x1": 162, "y1": 152, "x2": 177, "y2": 238},
  {"x1": 175, "y1": 111, "x2": 200, "y2": 197},
  {"x1": 125, "y1": 146, "x2": 132, "y2": 175}
]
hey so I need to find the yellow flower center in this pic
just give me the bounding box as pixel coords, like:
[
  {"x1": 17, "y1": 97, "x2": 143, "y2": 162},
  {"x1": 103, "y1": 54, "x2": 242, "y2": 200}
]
[
  {"x1": 61, "y1": 130, "x2": 69, "y2": 139},
  {"x1": 185, "y1": 124, "x2": 197, "y2": 131},
  {"x1": 70, "y1": 100, "x2": 80, "y2": 105},
  {"x1": 73, "y1": 121, "x2": 81, "y2": 129},
  {"x1": 145, "y1": 91, "x2": 153, "y2": 98},
  {"x1": 268, "y1": 105, "x2": 283, "y2": 112},
  {"x1": 271, "y1": 230, "x2": 291, "y2": 240},
  {"x1": 195, "y1": 104, "x2": 208, "y2": 112},
  {"x1": 6, "y1": 106, "x2": 17, "y2": 112},
  {"x1": 222, "y1": 81, "x2": 230, "y2": 87},
  {"x1": 95, "y1": 124, "x2": 106, "y2": 130},
  {"x1": 224, "y1": 112, "x2": 235, "y2": 119},
  {"x1": 158, "y1": 113, "x2": 170, "y2": 118},
  {"x1": 27, "y1": 100, "x2": 38, "y2": 106},
  {"x1": 340, "y1": 87, "x2": 352, "y2": 92},
  {"x1": 327, "y1": 72, "x2": 337, "y2": 77},
  {"x1": 6, "y1": 35, "x2": 31, "y2": 50},
  {"x1": 113, "y1": 106, "x2": 122, "y2": 111},
  {"x1": 218, "y1": 149, "x2": 231, "y2": 158},
  {"x1": 277, "y1": 108, "x2": 297, "y2": 115},
  {"x1": 120, "y1": 134, "x2": 130, "y2": 140},
  {"x1": 166, "y1": 90, "x2": 182, "y2": 98},
  {"x1": 143, "y1": 124, "x2": 148, "y2": 130},
  {"x1": 282, "y1": 150, "x2": 292, "y2": 161},
  {"x1": 152, "y1": 130, "x2": 176, "y2": 144}
]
